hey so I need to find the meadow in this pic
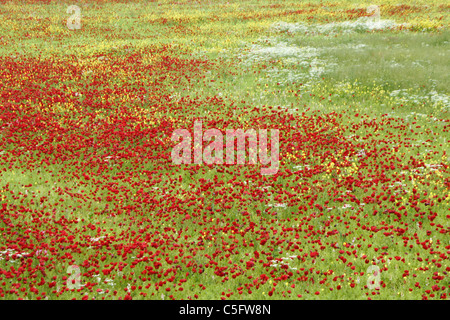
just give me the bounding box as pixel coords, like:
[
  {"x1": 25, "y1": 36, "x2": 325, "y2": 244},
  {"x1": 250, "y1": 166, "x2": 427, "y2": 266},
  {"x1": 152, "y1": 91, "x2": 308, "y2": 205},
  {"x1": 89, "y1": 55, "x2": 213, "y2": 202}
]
[{"x1": 0, "y1": 0, "x2": 448, "y2": 300}]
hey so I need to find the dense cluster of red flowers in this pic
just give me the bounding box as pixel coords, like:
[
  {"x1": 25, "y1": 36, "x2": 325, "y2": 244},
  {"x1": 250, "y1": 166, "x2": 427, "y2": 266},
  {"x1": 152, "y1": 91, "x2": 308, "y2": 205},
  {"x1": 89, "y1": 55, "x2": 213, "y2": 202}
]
[{"x1": 0, "y1": 2, "x2": 448, "y2": 300}]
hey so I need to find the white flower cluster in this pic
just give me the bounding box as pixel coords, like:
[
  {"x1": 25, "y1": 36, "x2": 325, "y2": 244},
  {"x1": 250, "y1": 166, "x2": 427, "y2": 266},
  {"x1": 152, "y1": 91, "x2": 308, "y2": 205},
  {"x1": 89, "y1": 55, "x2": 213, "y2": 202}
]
[
  {"x1": 237, "y1": 41, "x2": 333, "y2": 85},
  {"x1": 389, "y1": 90, "x2": 449, "y2": 109},
  {"x1": 271, "y1": 18, "x2": 403, "y2": 35},
  {"x1": 270, "y1": 254, "x2": 298, "y2": 269},
  {"x1": 242, "y1": 41, "x2": 319, "y2": 62},
  {"x1": 0, "y1": 249, "x2": 29, "y2": 262}
]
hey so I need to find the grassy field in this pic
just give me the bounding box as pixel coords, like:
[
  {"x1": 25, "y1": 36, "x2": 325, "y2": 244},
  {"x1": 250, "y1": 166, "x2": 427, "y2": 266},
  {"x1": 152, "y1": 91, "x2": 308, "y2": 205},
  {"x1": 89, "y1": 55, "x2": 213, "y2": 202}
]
[{"x1": 0, "y1": 0, "x2": 448, "y2": 300}]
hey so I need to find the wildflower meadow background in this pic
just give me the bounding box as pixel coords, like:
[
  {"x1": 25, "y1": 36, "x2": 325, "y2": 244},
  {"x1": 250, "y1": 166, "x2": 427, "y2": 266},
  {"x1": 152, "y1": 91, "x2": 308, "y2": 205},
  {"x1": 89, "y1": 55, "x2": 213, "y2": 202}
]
[{"x1": 0, "y1": 0, "x2": 448, "y2": 300}]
